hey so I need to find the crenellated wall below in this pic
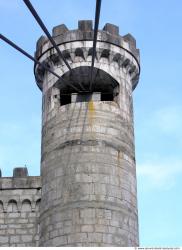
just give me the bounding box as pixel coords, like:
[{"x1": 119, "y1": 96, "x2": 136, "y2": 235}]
[{"x1": 0, "y1": 168, "x2": 41, "y2": 247}]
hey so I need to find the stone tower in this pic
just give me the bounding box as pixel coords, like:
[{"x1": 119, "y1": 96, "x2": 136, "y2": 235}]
[{"x1": 34, "y1": 20, "x2": 140, "y2": 246}]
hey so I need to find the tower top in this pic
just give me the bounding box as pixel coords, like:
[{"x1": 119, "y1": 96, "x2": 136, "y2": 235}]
[
  {"x1": 34, "y1": 20, "x2": 140, "y2": 92},
  {"x1": 35, "y1": 20, "x2": 139, "y2": 60}
]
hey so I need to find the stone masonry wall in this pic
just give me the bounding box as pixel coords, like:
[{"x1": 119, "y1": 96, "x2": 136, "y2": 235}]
[
  {"x1": 35, "y1": 20, "x2": 140, "y2": 247},
  {"x1": 39, "y1": 101, "x2": 138, "y2": 246},
  {"x1": 0, "y1": 21, "x2": 140, "y2": 247},
  {"x1": 0, "y1": 176, "x2": 41, "y2": 247}
]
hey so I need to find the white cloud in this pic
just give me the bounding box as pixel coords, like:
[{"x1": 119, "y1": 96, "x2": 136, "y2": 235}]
[
  {"x1": 137, "y1": 158, "x2": 182, "y2": 190},
  {"x1": 136, "y1": 105, "x2": 182, "y2": 190}
]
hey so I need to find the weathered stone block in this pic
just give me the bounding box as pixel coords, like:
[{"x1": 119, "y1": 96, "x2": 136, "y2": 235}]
[
  {"x1": 78, "y1": 20, "x2": 93, "y2": 31},
  {"x1": 13, "y1": 167, "x2": 28, "y2": 177},
  {"x1": 103, "y1": 233, "x2": 113, "y2": 244},
  {"x1": 103, "y1": 23, "x2": 119, "y2": 35},
  {"x1": 68, "y1": 233, "x2": 87, "y2": 244},
  {"x1": 52, "y1": 236, "x2": 67, "y2": 246},
  {"x1": 52, "y1": 24, "x2": 68, "y2": 37},
  {"x1": 22, "y1": 235, "x2": 33, "y2": 242},
  {"x1": 7, "y1": 229, "x2": 15, "y2": 235},
  {"x1": 10, "y1": 235, "x2": 20, "y2": 243},
  {"x1": 95, "y1": 224, "x2": 108, "y2": 233},
  {"x1": 87, "y1": 232, "x2": 103, "y2": 243},
  {"x1": 80, "y1": 208, "x2": 95, "y2": 218},
  {"x1": 81, "y1": 225, "x2": 94, "y2": 233}
]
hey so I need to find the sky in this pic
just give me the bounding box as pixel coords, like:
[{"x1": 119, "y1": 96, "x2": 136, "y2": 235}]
[{"x1": 0, "y1": 0, "x2": 182, "y2": 247}]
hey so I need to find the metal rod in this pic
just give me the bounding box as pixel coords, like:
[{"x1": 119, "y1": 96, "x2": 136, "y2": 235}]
[
  {"x1": 89, "y1": 0, "x2": 102, "y2": 91},
  {"x1": 0, "y1": 33, "x2": 80, "y2": 92},
  {"x1": 22, "y1": 0, "x2": 85, "y2": 91}
]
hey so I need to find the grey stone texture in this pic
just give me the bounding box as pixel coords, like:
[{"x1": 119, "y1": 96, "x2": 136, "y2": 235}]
[
  {"x1": 39, "y1": 101, "x2": 138, "y2": 246},
  {"x1": 34, "y1": 20, "x2": 140, "y2": 246},
  {"x1": 0, "y1": 175, "x2": 41, "y2": 247},
  {"x1": 13, "y1": 167, "x2": 28, "y2": 177},
  {"x1": 0, "y1": 20, "x2": 140, "y2": 247}
]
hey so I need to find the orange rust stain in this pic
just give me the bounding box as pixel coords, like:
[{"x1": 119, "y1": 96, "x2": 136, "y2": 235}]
[
  {"x1": 88, "y1": 100, "x2": 96, "y2": 140},
  {"x1": 88, "y1": 100, "x2": 95, "y2": 125}
]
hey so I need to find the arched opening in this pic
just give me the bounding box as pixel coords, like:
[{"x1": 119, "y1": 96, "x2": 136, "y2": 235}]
[
  {"x1": 54, "y1": 66, "x2": 119, "y2": 106},
  {"x1": 75, "y1": 48, "x2": 84, "y2": 59},
  {"x1": 21, "y1": 199, "x2": 32, "y2": 212},
  {"x1": 100, "y1": 49, "x2": 110, "y2": 58},
  {"x1": 7, "y1": 199, "x2": 18, "y2": 212}
]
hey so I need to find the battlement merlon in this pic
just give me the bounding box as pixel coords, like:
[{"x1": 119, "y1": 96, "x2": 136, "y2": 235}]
[
  {"x1": 35, "y1": 20, "x2": 139, "y2": 60},
  {"x1": 34, "y1": 20, "x2": 140, "y2": 91},
  {"x1": 0, "y1": 167, "x2": 41, "y2": 190}
]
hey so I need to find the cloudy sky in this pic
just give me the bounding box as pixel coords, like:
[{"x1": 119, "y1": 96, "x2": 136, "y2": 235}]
[{"x1": 0, "y1": 0, "x2": 182, "y2": 246}]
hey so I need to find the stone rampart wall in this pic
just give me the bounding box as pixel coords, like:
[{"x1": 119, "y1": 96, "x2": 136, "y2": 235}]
[{"x1": 0, "y1": 175, "x2": 41, "y2": 246}]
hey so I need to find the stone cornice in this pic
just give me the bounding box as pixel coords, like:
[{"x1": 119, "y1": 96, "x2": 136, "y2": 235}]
[{"x1": 34, "y1": 20, "x2": 140, "y2": 91}]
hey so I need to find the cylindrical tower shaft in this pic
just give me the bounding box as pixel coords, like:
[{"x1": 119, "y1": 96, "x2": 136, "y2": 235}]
[{"x1": 35, "y1": 20, "x2": 140, "y2": 247}]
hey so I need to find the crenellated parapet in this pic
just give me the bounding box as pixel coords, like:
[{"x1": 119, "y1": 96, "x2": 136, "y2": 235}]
[
  {"x1": 0, "y1": 167, "x2": 41, "y2": 213},
  {"x1": 35, "y1": 21, "x2": 139, "y2": 60},
  {"x1": 34, "y1": 20, "x2": 140, "y2": 91},
  {"x1": 0, "y1": 167, "x2": 41, "y2": 246}
]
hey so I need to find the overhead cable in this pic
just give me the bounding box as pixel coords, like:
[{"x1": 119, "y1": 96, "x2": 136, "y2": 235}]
[
  {"x1": 0, "y1": 33, "x2": 80, "y2": 92},
  {"x1": 23, "y1": 0, "x2": 85, "y2": 91},
  {"x1": 89, "y1": 0, "x2": 102, "y2": 91}
]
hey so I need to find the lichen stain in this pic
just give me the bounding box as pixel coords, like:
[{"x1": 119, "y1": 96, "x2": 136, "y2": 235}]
[
  {"x1": 88, "y1": 100, "x2": 96, "y2": 139},
  {"x1": 88, "y1": 100, "x2": 95, "y2": 126}
]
